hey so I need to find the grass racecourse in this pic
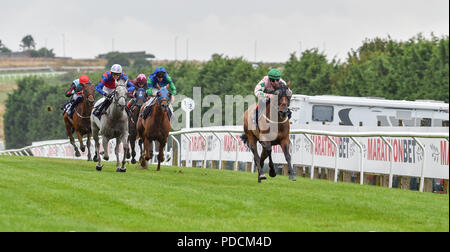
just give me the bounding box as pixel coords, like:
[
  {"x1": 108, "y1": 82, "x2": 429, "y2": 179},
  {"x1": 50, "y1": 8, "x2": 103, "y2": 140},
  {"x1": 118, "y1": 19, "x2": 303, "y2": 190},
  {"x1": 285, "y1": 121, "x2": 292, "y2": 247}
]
[{"x1": 0, "y1": 156, "x2": 448, "y2": 232}]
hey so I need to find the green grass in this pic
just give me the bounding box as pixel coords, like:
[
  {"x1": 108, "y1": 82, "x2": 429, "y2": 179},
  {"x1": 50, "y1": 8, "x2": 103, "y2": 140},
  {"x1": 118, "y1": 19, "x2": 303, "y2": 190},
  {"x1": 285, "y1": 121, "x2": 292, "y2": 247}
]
[{"x1": 0, "y1": 156, "x2": 448, "y2": 232}]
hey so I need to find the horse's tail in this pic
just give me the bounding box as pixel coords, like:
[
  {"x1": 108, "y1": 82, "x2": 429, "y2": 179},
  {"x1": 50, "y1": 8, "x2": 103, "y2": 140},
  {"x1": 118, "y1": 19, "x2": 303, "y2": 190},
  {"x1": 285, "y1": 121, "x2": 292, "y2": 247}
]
[{"x1": 240, "y1": 134, "x2": 249, "y2": 147}]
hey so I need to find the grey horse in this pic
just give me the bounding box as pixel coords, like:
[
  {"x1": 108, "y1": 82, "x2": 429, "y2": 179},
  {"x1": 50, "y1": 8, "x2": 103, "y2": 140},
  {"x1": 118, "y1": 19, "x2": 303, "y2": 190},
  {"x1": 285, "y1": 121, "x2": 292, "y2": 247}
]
[{"x1": 91, "y1": 79, "x2": 129, "y2": 172}]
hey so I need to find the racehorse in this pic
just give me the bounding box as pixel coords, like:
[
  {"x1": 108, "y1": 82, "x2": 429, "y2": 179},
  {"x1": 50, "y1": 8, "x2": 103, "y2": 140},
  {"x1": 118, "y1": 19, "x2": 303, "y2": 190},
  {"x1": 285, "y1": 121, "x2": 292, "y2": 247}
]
[
  {"x1": 241, "y1": 82, "x2": 295, "y2": 183},
  {"x1": 137, "y1": 86, "x2": 171, "y2": 171},
  {"x1": 63, "y1": 81, "x2": 95, "y2": 160},
  {"x1": 126, "y1": 88, "x2": 147, "y2": 164},
  {"x1": 91, "y1": 79, "x2": 129, "y2": 172}
]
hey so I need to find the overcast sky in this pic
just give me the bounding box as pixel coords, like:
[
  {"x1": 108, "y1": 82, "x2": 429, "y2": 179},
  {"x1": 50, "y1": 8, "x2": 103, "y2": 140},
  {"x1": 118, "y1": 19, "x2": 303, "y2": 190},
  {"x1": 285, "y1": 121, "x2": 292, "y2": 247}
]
[{"x1": 0, "y1": 0, "x2": 448, "y2": 62}]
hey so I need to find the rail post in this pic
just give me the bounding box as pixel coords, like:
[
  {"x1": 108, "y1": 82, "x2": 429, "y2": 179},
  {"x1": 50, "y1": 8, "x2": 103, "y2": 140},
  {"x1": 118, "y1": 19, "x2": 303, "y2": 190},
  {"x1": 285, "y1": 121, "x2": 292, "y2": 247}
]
[
  {"x1": 303, "y1": 134, "x2": 315, "y2": 179},
  {"x1": 212, "y1": 132, "x2": 223, "y2": 170},
  {"x1": 380, "y1": 136, "x2": 394, "y2": 188},
  {"x1": 350, "y1": 137, "x2": 364, "y2": 185}
]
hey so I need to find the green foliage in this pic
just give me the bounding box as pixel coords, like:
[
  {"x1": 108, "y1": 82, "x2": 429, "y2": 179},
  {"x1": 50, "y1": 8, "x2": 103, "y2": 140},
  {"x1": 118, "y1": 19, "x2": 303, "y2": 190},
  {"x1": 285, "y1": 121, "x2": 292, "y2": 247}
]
[
  {"x1": 4, "y1": 77, "x2": 68, "y2": 149},
  {"x1": 105, "y1": 52, "x2": 131, "y2": 70},
  {"x1": 28, "y1": 47, "x2": 55, "y2": 58},
  {"x1": 0, "y1": 39, "x2": 12, "y2": 53},
  {"x1": 132, "y1": 57, "x2": 152, "y2": 71},
  {"x1": 284, "y1": 49, "x2": 338, "y2": 95},
  {"x1": 20, "y1": 35, "x2": 36, "y2": 51},
  {"x1": 334, "y1": 34, "x2": 449, "y2": 102}
]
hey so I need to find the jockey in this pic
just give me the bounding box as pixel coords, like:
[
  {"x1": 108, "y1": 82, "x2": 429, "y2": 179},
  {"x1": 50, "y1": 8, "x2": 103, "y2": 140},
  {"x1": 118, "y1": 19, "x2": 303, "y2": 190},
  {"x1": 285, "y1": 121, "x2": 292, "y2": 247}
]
[
  {"x1": 254, "y1": 68, "x2": 292, "y2": 120},
  {"x1": 126, "y1": 73, "x2": 147, "y2": 110},
  {"x1": 141, "y1": 66, "x2": 177, "y2": 119},
  {"x1": 62, "y1": 75, "x2": 90, "y2": 118},
  {"x1": 92, "y1": 64, "x2": 135, "y2": 119}
]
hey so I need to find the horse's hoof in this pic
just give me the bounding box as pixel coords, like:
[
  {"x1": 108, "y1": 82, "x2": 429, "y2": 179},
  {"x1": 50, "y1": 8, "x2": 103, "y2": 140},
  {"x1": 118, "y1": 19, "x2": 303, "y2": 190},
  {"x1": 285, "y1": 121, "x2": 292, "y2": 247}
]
[
  {"x1": 269, "y1": 169, "x2": 277, "y2": 178},
  {"x1": 258, "y1": 174, "x2": 267, "y2": 182},
  {"x1": 93, "y1": 156, "x2": 98, "y2": 162},
  {"x1": 75, "y1": 151, "x2": 81, "y2": 157},
  {"x1": 289, "y1": 175, "x2": 297, "y2": 181},
  {"x1": 131, "y1": 158, "x2": 136, "y2": 164},
  {"x1": 103, "y1": 156, "x2": 109, "y2": 161},
  {"x1": 126, "y1": 153, "x2": 131, "y2": 159},
  {"x1": 116, "y1": 168, "x2": 126, "y2": 173},
  {"x1": 96, "y1": 165, "x2": 103, "y2": 171},
  {"x1": 80, "y1": 146, "x2": 86, "y2": 152}
]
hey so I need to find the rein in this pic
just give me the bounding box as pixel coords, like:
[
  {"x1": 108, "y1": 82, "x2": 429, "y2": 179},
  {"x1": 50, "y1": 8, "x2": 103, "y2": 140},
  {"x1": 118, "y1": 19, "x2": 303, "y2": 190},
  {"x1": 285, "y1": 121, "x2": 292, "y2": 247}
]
[
  {"x1": 262, "y1": 113, "x2": 289, "y2": 124},
  {"x1": 75, "y1": 108, "x2": 91, "y2": 119}
]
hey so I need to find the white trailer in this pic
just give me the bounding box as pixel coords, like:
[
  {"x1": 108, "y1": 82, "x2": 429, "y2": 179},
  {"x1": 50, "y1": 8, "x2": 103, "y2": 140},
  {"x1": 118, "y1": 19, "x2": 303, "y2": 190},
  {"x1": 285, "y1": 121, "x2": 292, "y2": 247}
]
[{"x1": 289, "y1": 95, "x2": 449, "y2": 128}]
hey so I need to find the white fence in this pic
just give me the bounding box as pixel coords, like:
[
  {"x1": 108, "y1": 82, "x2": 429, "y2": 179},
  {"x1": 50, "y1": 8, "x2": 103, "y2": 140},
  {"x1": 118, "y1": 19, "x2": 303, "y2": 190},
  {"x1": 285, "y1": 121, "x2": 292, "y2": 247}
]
[
  {"x1": 0, "y1": 71, "x2": 66, "y2": 81},
  {"x1": 1, "y1": 125, "x2": 448, "y2": 192}
]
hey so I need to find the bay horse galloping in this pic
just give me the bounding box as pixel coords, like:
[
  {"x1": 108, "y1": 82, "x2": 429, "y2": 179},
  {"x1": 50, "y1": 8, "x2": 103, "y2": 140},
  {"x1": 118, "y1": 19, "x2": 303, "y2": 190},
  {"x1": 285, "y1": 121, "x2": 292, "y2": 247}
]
[
  {"x1": 126, "y1": 88, "x2": 147, "y2": 164},
  {"x1": 137, "y1": 86, "x2": 171, "y2": 171},
  {"x1": 63, "y1": 81, "x2": 95, "y2": 160},
  {"x1": 241, "y1": 82, "x2": 295, "y2": 183},
  {"x1": 91, "y1": 80, "x2": 129, "y2": 172}
]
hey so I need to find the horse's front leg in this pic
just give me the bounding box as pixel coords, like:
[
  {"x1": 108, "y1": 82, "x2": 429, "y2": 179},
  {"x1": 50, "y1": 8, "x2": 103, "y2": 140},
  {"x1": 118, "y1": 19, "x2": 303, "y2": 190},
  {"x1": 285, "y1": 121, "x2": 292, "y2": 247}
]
[
  {"x1": 130, "y1": 135, "x2": 137, "y2": 164},
  {"x1": 281, "y1": 139, "x2": 295, "y2": 181},
  {"x1": 65, "y1": 119, "x2": 80, "y2": 157},
  {"x1": 92, "y1": 127, "x2": 102, "y2": 171},
  {"x1": 260, "y1": 142, "x2": 276, "y2": 178},
  {"x1": 75, "y1": 130, "x2": 85, "y2": 153},
  {"x1": 86, "y1": 131, "x2": 92, "y2": 161},
  {"x1": 121, "y1": 135, "x2": 129, "y2": 171},
  {"x1": 156, "y1": 140, "x2": 166, "y2": 171},
  {"x1": 247, "y1": 134, "x2": 265, "y2": 182},
  {"x1": 102, "y1": 137, "x2": 110, "y2": 161},
  {"x1": 115, "y1": 138, "x2": 126, "y2": 172}
]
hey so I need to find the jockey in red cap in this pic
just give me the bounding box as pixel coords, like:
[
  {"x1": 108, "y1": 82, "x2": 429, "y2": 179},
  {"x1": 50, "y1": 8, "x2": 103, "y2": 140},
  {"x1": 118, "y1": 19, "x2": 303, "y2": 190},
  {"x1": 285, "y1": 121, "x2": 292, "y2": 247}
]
[{"x1": 61, "y1": 75, "x2": 91, "y2": 118}]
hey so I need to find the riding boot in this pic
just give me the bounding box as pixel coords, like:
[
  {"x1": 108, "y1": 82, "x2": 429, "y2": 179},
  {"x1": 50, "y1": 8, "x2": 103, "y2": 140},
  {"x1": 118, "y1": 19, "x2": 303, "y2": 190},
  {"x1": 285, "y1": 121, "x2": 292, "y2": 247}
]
[
  {"x1": 61, "y1": 100, "x2": 70, "y2": 111},
  {"x1": 255, "y1": 97, "x2": 267, "y2": 129},
  {"x1": 141, "y1": 98, "x2": 155, "y2": 119},
  {"x1": 69, "y1": 97, "x2": 83, "y2": 118},
  {"x1": 125, "y1": 106, "x2": 132, "y2": 119},
  {"x1": 62, "y1": 101, "x2": 71, "y2": 115},
  {"x1": 141, "y1": 104, "x2": 152, "y2": 120},
  {"x1": 93, "y1": 98, "x2": 112, "y2": 119}
]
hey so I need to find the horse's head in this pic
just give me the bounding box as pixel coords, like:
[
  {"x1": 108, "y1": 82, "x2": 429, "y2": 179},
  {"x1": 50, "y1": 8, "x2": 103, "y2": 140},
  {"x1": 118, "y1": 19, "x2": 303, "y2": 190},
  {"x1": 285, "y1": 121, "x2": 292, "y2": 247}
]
[
  {"x1": 156, "y1": 86, "x2": 170, "y2": 112},
  {"x1": 135, "y1": 88, "x2": 147, "y2": 107},
  {"x1": 81, "y1": 81, "x2": 95, "y2": 107},
  {"x1": 113, "y1": 79, "x2": 128, "y2": 109},
  {"x1": 274, "y1": 82, "x2": 292, "y2": 119}
]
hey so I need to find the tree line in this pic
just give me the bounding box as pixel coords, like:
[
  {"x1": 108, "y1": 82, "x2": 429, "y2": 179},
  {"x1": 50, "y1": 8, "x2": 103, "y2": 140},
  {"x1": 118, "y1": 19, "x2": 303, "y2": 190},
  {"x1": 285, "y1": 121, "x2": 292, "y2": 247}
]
[
  {"x1": 0, "y1": 35, "x2": 55, "y2": 57},
  {"x1": 3, "y1": 34, "x2": 448, "y2": 149}
]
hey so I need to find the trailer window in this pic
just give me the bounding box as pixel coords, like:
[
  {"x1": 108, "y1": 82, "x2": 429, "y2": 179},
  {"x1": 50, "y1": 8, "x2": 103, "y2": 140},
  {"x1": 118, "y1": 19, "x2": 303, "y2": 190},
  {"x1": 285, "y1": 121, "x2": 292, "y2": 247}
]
[
  {"x1": 312, "y1": 105, "x2": 334, "y2": 122},
  {"x1": 421, "y1": 118, "x2": 432, "y2": 127}
]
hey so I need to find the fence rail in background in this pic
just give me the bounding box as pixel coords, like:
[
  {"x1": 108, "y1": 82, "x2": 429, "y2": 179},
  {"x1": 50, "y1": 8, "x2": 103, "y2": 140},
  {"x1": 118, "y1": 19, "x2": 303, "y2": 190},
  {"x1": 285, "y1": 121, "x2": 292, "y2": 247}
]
[
  {"x1": 0, "y1": 66, "x2": 54, "y2": 72},
  {"x1": 1, "y1": 126, "x2": 448, "y2": 193},
  {"x1": 0, "y1": 71, "x2": 66, "y2": 81},
  {"x1": 60, "y1": 66, "x2": 105, "y2": 72}
]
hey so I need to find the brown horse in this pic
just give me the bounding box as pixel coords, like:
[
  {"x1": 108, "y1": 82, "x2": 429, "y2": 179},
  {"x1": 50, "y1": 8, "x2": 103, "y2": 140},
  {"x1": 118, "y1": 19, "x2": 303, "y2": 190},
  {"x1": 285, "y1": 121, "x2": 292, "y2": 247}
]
[
  {"x1": 137, "y1": 86, "x2": 171, "y2": 171},
  {"x1": 63, "y1": 82, "x2": 96, "y2": 160},
  {"x1": 241, "y1": 82, "x2": 295, "y2": 183},
  {"x1": 126, "y1": 88, "x2": 147, "y2": 164}
]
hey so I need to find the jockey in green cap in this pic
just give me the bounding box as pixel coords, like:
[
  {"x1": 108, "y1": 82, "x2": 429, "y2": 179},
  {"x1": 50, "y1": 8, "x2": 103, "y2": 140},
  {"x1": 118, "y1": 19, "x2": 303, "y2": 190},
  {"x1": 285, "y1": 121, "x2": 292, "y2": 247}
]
[{"x1": 254, "y1": 68, "x2": 293, "y2": 123}]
